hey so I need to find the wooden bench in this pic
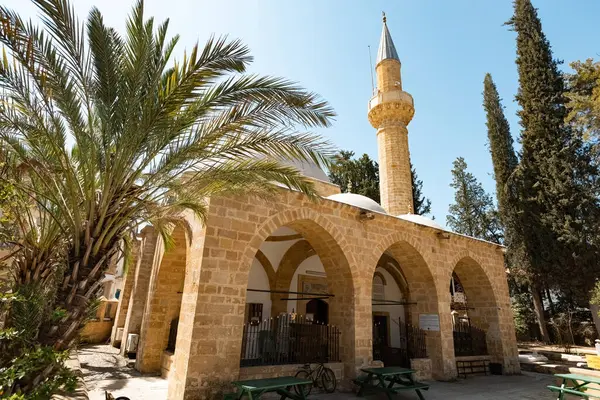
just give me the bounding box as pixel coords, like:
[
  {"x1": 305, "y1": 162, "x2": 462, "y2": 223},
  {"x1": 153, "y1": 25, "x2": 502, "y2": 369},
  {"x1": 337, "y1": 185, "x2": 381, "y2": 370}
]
[{"x1": 456, "y1": 359, "x2": 489, "y2": 378}]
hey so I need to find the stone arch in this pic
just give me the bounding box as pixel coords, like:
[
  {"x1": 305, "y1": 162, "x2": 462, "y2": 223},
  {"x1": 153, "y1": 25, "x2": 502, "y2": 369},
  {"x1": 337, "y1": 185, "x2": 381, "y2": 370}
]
[
  {"x1": 270, "y1": 239, "x2": 315, "y2": 316},
  {"x1": 241, "y1": 208, "x2": 359, "y2": 377},
  {"x1": 370, "y1": 232, "x2": 451, "y2": 378},
  {"x1": 254, "y1": 249, "x2": 276, "y2": 289},
  {"x1": 376, "y1": 253, "x2": 409, "y2": 299},
  {"x1": 450, "y1": 253, "x2": 504, "y2": 363},
  {"x1": 136, "y1": 223, "x2": 188, "y2": 373},
  {"x1": 370, "y1": 233, "x2": 439, "y2": 317},
  {"x1": 373, "y1": 271, "x2": 387, "y2": 286}
]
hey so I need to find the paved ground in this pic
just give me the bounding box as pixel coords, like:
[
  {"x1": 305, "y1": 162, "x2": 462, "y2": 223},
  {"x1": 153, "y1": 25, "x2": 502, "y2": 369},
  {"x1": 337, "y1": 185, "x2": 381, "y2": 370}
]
[{"x1": 82, "y1": 345, "x2": 568, "y2": 400}]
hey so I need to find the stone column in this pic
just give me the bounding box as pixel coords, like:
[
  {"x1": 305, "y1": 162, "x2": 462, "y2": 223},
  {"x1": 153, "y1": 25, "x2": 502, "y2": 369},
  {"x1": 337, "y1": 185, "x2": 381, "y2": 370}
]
[
  {"x1": 110, "y1": 238, "x2": 140, "y2": 347},
  {"x1": 136, "y1": 227, "x2": 186, "y2": 373},
  {"x1": 120, "y1": 227, "x2": 161, "y2": 356}
]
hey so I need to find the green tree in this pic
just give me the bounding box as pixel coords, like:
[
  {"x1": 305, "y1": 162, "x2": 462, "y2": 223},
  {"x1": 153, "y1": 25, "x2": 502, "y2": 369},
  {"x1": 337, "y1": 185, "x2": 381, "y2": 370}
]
[
  {"x1": 411, "y1": 164, "x2": 432, "y2": 216},
  {"x1": 566, "y1": 59, "x2": 600, "y2": 150},
  {"x1": 0, "y1": 0, "x2": 335, "y2": 394},
  {"x1": 328, "y1": 151, "x2": 432, "y2": 215},
  {"x1": 329, "y1": 151, "x2": 380, "y2": 202},
  {"x1": 482, "y1": 73, "x2": 545, "y2": 340},
  {"x1": 447, "y1": 157, "x2": 502, "y2": 243},
  {"x1": 506, "y1": 0, "x2": 600, "y2": 308}
]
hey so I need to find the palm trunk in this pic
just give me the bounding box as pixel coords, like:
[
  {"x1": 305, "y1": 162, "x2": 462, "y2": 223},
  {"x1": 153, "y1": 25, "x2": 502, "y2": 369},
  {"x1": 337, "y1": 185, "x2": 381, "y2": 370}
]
[
  {"x1": 531, "y1": 283, "x2": 550, "y2": 343},
  {"x1": 38, "y1": 241, "x2": 119, "y2": 350}
]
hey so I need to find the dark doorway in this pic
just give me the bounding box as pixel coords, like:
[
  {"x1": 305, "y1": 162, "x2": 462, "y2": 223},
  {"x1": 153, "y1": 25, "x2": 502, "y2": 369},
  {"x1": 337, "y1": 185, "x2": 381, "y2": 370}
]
[
  {"x1": 373, "y1": 315, "x2": 389, "y2": 351},
  {"x1": 306, "y1": 299, "x2": 329, "y2": 325}
]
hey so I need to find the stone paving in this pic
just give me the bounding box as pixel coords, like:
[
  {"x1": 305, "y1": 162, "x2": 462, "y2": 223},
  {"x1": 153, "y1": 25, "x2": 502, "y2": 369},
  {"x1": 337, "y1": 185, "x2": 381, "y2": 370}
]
[{"x1": 83, "y1": 345, "x2": 569, "y2": 400}]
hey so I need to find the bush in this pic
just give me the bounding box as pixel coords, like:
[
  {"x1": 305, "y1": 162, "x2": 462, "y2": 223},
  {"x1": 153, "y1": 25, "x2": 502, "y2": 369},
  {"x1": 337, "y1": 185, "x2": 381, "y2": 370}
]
[{"x1": 0, "y1": 290, "x2": 76, "y2": 399}]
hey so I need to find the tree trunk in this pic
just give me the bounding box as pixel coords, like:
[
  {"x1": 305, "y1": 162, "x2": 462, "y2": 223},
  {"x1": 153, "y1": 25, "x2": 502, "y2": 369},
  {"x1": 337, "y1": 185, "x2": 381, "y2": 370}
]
[
  {"x1": 532, "y1": 283, "x2": 550, "y2": 343},
  {"x1": 38, "y1": 242, "x2": 120, "y2": 350},
  {"x1": 545, "y1": 286, "x2": 555, "y2": 316}
]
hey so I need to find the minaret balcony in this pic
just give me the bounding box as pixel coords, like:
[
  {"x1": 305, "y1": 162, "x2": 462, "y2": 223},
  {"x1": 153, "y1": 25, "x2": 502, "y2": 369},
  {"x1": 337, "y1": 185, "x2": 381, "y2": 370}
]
[
  {"x1": 368, "y1": 90, "x2": 415, "y2": 128},
  {"x1": 368, "y1": 90, "x2": 414, "y2": 112}
]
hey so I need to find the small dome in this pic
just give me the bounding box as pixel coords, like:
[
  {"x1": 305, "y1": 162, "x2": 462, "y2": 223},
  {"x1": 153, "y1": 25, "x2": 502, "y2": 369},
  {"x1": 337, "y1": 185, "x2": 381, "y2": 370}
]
[
  {"x1": 285, "y1": 159, "x2": 330, "y2": 182},
  {"x1": 327, "y1": 193, "x2": 387, "y2": 214},
  {"x1": 398, "y1": 213, "x2": 443, "y2": 230}
]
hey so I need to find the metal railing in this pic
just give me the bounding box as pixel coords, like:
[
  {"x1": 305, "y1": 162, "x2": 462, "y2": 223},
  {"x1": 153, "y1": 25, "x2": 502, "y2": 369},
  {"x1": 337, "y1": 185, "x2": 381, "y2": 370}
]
[
  {"x1": 453, "y1": 320, "x2": 488, "y2": 357},
  {"x1": 240, "y1": 314, "x2": 341, "y2": 367},
  {"x1": 403, "y1": 322, "x2": 428, "y2": 359},
  {"x1": 373, "y1": 321, "x2": 427, "y2": 368}
]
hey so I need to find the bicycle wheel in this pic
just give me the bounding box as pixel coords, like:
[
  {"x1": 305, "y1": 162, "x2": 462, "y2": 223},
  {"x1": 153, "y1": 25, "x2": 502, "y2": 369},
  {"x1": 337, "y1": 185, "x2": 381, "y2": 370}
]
[
  {"x1": 294, "y1": 369, "x2": 313, "y2": 396},
  {"x1": 320, "y1": 367, "x2": 337, "y2": 393}
]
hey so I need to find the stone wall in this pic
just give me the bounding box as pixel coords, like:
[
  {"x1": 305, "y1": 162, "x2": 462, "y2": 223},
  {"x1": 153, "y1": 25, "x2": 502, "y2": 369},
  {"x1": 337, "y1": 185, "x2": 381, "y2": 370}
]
[
  {"x1": 161, "y1": 351, "x2": 175, "y2": 380},
  {"x1": 239, "y1": 362, "x2": 344, "y2": 382},
  {"x1": 411, "y1": 358, "x2": 432, "y2": 381},
  {"x1": 80, "y1": 299, "x2": 118, "y2": 344}
]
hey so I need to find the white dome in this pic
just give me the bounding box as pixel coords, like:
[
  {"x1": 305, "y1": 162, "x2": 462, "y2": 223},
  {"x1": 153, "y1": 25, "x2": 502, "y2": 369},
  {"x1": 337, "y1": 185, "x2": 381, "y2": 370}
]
[
  {"x1": 285, "y1": 159, "x2": 330, "y2": 182},
  {"x1": 398, "y1": 213, "x2": 443, "y2": 230},
  {"x1": 327, "y1": 193, "x2": 387, "y2": 214}
]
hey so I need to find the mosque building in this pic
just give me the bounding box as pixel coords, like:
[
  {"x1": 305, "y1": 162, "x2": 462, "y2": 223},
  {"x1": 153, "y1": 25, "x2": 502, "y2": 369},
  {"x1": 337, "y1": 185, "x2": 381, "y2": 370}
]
[{"x1": 110, "y1": 14, "x2": 519, "y2": 399}]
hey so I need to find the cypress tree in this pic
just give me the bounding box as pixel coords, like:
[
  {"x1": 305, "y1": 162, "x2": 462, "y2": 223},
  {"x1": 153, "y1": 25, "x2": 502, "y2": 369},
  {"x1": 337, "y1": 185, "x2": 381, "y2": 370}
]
[
  {"x1": 483, "y1": 73, "x2": 548, "y2": 340},
  {"x1": 483, "y1": 74, "x2": 518, "y2": 221},
  {"x1": 507, "y1": 0, "x2": 600, "y2": 308},
  {"x1": 447, "y1": 157, "x2": 502, "y2": 243}
]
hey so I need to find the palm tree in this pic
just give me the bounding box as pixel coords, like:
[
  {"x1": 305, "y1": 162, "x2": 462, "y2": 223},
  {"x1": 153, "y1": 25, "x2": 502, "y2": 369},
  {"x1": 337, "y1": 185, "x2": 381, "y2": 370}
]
[{"x1": 0, "y1": 0, "x2": 335, "y2": 356}]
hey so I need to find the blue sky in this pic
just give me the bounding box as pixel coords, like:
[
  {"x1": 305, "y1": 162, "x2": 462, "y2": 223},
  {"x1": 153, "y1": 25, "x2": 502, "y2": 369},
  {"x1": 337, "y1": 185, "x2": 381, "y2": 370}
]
[{"x1": 5, "y1": 0, "x2": 600, "y2": 224}]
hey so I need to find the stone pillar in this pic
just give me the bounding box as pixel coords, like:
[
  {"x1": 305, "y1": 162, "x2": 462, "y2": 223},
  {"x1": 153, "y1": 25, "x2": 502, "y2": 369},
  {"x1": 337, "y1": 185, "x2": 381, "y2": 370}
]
[
  {"x1": 136, "y1": 227, "x2": 186, "y2": 373},
  {"x1": 120, "y1": 227, "x2": 161, "y2": 356},
  {"x1": 167, "y1": 201, "x2": 364, "y2": 399},
  {"x1": 110, "y1": 238, "x2": 140, "y2": 347},
  {"x1": 431, "y1": 303, "x2": 458, "y2": 379}
]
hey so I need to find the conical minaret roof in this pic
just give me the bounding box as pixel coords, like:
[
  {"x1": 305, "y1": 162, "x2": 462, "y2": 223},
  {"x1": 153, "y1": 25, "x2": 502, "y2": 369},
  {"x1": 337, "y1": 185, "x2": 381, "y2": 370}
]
[{"x1": 376, "y1": 12, "x2": 399, "y2": 65}]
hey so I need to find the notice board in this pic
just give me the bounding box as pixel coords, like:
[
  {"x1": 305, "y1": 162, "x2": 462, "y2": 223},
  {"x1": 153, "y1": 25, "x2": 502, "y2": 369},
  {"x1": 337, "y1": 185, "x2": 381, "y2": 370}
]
[{"x1": 419, "y1": 314, "x2": 440, "y2": 331}]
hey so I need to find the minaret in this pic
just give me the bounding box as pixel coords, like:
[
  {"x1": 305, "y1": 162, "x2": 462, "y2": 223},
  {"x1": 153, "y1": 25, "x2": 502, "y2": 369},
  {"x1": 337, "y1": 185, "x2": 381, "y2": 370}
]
[{"x1": 368, "y1": 13, "x2": 415, "y2": 215}]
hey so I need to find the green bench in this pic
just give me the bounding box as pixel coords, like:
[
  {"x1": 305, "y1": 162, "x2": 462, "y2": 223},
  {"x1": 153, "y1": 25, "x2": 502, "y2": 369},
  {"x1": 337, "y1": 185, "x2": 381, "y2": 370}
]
[
  {"x1": 224, "y1": 376, "x2": 312, "y2": 399},
  {"x1": 354, "y1": 367, "x2": 429, "y2": 400},
  {"x1": 547, "y1": 385, "x2": 591, "y2": 398},
  {"x1": 548, "y1": 373, "x2": 600, "y2": 399}
]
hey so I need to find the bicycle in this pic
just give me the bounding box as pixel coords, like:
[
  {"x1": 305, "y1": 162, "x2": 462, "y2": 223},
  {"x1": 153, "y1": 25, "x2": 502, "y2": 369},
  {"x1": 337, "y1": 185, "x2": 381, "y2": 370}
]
[
  {"x1": 294, "y1": 361, "x2": 337, "y2": 395},
  {"x1": 105, "y1": 390, "x2": 130, "y2": 400}
]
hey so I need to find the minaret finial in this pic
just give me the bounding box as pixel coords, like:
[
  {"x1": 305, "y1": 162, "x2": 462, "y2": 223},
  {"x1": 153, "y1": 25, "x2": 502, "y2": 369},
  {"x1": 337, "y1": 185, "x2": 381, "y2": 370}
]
[{"x1": 382, "y1": 11, "x2": 386, "y2": 24}]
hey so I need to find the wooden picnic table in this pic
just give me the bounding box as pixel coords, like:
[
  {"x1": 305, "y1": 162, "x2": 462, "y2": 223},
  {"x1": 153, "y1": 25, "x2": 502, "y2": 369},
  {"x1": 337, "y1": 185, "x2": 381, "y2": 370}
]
[
  {"x1": 225, "y1": 376, "x2": 313, "y2": 400},
  {"x1": 354, "y1": 366, "x2": 429, "y2": 400},
  {"x1": 548, "y1": 373, "x2": 600, "y2": 399}
]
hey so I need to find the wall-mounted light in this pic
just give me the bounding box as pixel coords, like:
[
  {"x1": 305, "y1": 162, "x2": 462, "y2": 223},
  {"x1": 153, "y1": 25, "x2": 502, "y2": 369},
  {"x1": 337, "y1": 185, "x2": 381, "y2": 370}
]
[
  {"x1": 437, "y1": 232, "x2": 450, "y2": 240},
  {"x1": 359, "y1": 210, "x2": 375, "y2": 221}
]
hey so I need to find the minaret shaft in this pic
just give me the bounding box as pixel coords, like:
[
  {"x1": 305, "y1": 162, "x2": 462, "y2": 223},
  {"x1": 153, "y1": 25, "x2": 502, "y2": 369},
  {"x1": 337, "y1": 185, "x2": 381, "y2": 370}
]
[
  {"x1": 368, "y1": 15, "x2": 415, "y2": 215},
  {"x1": 377, "y1": 122, "x2": 413, "y2": 215}
]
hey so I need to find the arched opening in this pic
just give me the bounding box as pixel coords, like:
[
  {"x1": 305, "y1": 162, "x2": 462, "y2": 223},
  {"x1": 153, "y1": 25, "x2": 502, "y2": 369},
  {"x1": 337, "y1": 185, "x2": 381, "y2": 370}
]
[
  {"x1": 241, "y1": 217, "x2": 354, "y2": 373},
  {"x1": 450, "y1": 256, "x2": 503, "y2": 364},
  {"x1": 371, "y1": 239, "x2": 437, "y2": 374},
  {"x1": 136, "y1": 224, "x2": 188, "y2": 373},
  {"x1": 306, "y1": 298, "x2": 329, "y2": 325}
]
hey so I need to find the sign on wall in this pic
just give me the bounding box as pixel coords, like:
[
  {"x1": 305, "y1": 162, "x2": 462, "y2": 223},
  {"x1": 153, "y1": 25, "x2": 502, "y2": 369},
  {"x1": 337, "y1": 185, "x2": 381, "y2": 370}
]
[{"x1": 419, "y1": 314, "x2": 440, "y2": 331}]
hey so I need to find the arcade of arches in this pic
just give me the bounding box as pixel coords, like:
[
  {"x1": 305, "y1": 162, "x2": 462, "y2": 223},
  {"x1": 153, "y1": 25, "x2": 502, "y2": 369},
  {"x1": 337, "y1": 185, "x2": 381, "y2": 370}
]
[{"x1": 110, "y1": 190, "x2": 519, "y2": 400}]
